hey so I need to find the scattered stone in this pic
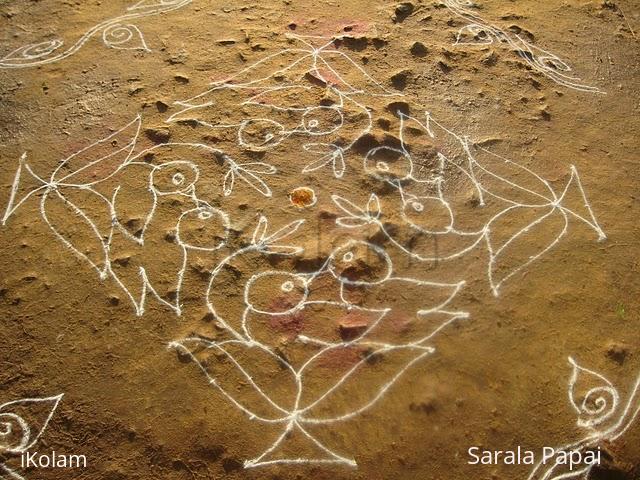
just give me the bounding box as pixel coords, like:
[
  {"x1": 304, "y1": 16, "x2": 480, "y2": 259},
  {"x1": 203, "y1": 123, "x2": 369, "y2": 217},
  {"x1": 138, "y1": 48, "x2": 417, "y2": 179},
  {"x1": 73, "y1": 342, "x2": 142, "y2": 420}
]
[
  {"x1": 410, "y1": 41, "x2": 428, "y2": 57},
  {"x1": 437, "y1": 60, "x2": 452, "y2": 73},
  {"x1": 338, "y1": 311, "x2": 370, "y2": 340},
  {"x1": 394, "y1": 2, "x2": 415, "y2": 22},
  {"x1": 145, "y1": 127, "x2": 171, "y2": 143},
  {"x1": 289, "y1": 187, "x2": 316, "y2": 208},
  {"x1": 605, "y1": 341, "x2": 630, "y2": 365},
  {"x1": 155, "y1": 100, "x2": 169, "y2": 113},
  {"x1": 113, "y1": 256, "x2": 130, "y2": 267},
  {"x1": 466, "y1": 189, "x2": 482, "y2": 207},
  {"x1": 217, "y1": 39, "x2": 237, "y2": 46},
  {"x1": 167, "y1": 51, "x2": 188, "y2": 65},
  {"x1": 173, "y1": 74, "x2": 189, "y2": 84},
  {"x1": 125, "y1": 217, "x2": 142, "y2": 229},
  {"x1": 390, "y1": 69, "x2": 411, "y2": 90},
  {"x1": 377, "y1": 117, "x2": 391, "y2": 130},
  {"x1": 108, "y1": 295, "x2": 120, "y2": 306},
  {"x1": 481, "y1": 50, "x2": 498, "y2": 66},
  {"x1": 539, "y1": 105, "x2": 551, "y2": 121},
  {"x1": 386, "y1": 100, "x2": 410, "y2": 116},
  {"x1": 174, "y1": 347, "x2": 192, "y2": 364},
  {"x1": 475, "y1": 137, "x2": 503, "y2": 147}
]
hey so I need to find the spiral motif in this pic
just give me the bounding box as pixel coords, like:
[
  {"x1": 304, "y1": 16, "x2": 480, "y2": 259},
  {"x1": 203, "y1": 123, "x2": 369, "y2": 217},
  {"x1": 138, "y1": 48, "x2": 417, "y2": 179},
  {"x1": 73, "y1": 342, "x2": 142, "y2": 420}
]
[
  {"x1": 1, "y1": 40, "x2": 64, "y2": 64},
  {"x1": 22, "y1": 40, "x2": 64, "y2": 59},
  {"x1": 102, "y1": 23, "x2": 150, "y2": 51},
  {"x1": 569, "y1": 357, "x2": 621, "y2": 431},
  {"x1": 576, "y1": 385, "x2": 618, "y2": 429},
  {"x1": 105, "y1": 25, "x2": 134, "y2": 45},
  {"x1": 0, "y1": 412, "x2": 30, "y2": 453},
  {"x1": 102, "y1": 23, "x2": 149, "y2": 51}
]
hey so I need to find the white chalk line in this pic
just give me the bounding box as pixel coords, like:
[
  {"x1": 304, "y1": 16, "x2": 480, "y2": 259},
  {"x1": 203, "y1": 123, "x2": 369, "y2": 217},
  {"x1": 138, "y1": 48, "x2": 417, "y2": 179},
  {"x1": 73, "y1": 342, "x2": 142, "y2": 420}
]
[
  {"x1": 528, "y1": 357, "x2": 640, "y2": 480},
  {"x1": 444, "y1": 0, "x2": 604, "y2": 94},
  {"x1": 2, "y1": 115, "x2": 278, "y2": 316},
  {"x1": 0, "y1": 394, "x2": 63, "y2": 480},
  {"x1": 0, "y1": 0, "x2": 191, "y2": 68},
  {"x1": 171, "y1": 236, "x2": 469, "y2": 466}
]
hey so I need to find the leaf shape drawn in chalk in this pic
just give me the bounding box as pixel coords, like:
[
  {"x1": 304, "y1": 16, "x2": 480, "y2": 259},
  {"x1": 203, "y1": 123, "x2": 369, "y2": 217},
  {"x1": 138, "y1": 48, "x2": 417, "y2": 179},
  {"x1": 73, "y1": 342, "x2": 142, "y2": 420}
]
[
  {"x1": 0, "y1": 394, "x2": 63, "y2": 454},
  {"x1": 485, "y1": 205, "x2": 568, "y2": 296},
  {"x1": 170, "y1": 338, "x2": 298, "y2": 421},
  {"x1": 298, "y1": 345, "x2": 434, "y2": 423},
  {"x1": 52, "y1": 116, "x2": 142, "y2": 186},
  {"x1": 41, "y1": 188, "x2": 112, "y2": 278}
]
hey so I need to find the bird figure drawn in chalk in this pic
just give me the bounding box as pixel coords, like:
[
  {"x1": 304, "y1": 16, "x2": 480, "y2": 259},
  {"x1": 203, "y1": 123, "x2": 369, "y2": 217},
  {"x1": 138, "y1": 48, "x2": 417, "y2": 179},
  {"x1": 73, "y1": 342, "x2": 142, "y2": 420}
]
[
  {"x1": 170, "y1": 237, "x2": 468, "y2": 468},
  {"x1": 333, "y1": 112, "x2": 607, "y2": 296},
  {"x1": 1, "y1": 116, "x2": 275, "y2": 316}
]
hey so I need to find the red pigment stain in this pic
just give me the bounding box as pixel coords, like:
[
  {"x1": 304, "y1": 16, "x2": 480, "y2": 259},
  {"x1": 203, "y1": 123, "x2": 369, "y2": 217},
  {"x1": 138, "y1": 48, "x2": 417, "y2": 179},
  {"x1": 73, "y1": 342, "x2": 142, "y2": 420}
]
[
  {"x1": 314, "y1": 345, "x2": 365, "y2": 369},
  {"x1": 313, "y1": 68, "x2": 343, "y2": 87},
  {"x1": 267, "y1": 295, "x2": 305, "y2": 340},
  {"x1": 338, "y1": 310, "x2": 370, "y2": 340}
]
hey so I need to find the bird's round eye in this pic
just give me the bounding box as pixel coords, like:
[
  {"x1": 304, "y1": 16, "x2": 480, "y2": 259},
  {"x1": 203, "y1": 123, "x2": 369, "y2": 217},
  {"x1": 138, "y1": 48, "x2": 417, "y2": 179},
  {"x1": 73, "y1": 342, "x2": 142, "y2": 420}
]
[
  {"x1": 172, "y1": 172, "x2": 185, "y2": 186},
  {"x1": 238, "y1": 119, "x2": 284, "y2": 150},
  {"x1": 342, "y1": 251, "x2": 354, "y2": 262},
  {"x1": 301, "y1": 106, "x2": 343, "y2": 135},
  {"x1": 151, "y1": 161, "x2": 199, "y2": 195},
  {"x1": 402, "y1": 196, "x2": 454, "y2": 234},
  {"x1": 245, "y1": 272, "x2": 308, "y2": 314},
  {"x1": 330, "y1": 241, "x2": 392, "y2": 284},
  {"x1": 364, "y1": 146, "x2": 412, "y2": 182}
]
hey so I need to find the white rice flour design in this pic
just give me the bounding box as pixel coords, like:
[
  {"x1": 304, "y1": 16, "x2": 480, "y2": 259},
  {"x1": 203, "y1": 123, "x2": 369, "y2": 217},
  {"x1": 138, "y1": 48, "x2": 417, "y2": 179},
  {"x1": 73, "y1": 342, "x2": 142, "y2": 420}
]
[
  {"x1": 1, "y1": 115, "x2": 276, "y2": 315},
  {"x1": 0, "y1": 0, "x2": 193, "y2": 68},
  {"x1": 170, "y1": 238, "x2": 468, "y2": 467},
  {"x1": 332, "y1": 111, "x2": 606, "y2": 296},
  {"x1": 528, "y1": 357, "x2": 640, "y2": 480},
  {"x1": 444, "y1": 0, "x2": 604, "y2": 94},
  {"x1": 1, "y1": 29, "x2": 610, "y2": 471},
  {"x1": 169, "y1": 32, "x2": 606, "y2": 295},
  {"x1": 168, "y1": 33, "x2": 398, "y2": 179},
  {"x1": 0, "y1": 394, "x2": 63, "y2": 480}
]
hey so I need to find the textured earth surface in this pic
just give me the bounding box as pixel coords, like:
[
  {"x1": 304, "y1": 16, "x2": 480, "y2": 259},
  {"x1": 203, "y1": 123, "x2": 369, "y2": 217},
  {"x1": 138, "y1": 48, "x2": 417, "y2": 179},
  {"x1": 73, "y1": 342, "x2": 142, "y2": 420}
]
[{"x1": 0, "y1": 1, "x2": 638, "y2": 479}]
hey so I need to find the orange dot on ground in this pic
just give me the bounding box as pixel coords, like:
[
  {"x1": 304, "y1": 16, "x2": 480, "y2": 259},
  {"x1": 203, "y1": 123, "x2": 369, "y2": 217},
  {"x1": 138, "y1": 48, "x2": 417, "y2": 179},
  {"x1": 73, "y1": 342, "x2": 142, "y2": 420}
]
[{"x1": 289, "y1": 187, "x2": 317, "y2": 208}]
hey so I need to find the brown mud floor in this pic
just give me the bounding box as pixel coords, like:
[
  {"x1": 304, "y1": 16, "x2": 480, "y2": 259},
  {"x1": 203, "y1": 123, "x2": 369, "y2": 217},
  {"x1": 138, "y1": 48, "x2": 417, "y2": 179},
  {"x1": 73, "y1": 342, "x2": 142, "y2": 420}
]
[{"x1": 0, "y1": 1, "x2": 639, "y2": 479}]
